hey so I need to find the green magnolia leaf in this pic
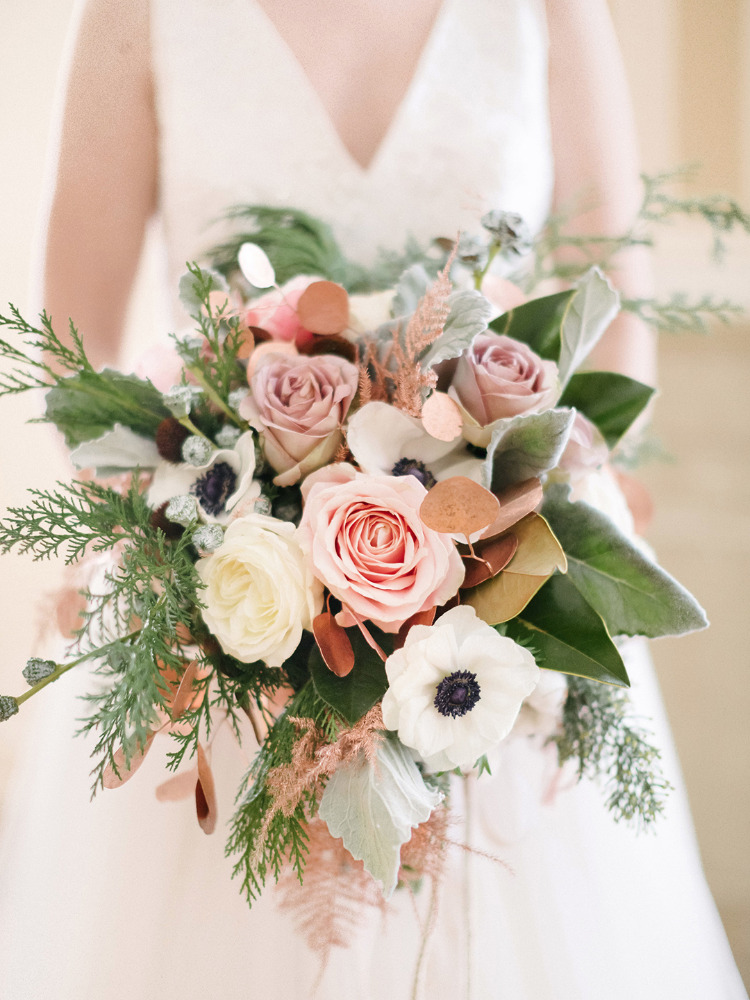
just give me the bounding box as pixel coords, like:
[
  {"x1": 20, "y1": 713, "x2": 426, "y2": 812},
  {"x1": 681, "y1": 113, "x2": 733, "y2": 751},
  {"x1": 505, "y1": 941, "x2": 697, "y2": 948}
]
[
  {"x1": 44, "y1": 370, "x2": 170, "y2": 449},
  {"x1": 178, "y1": 266, "x2": 229, "y2": 318},
  {"x1": 309, "y1": 625, "x2": 392, "y2": 725},
  {"x1": 420, "y1": 290, "x2": 493, "y2": 370},
  {"x1": 559, "y1": 371, "x2": 656, "y2": 448},
  {"x1": 542, "y1": 485, "x2": 709, "y2": 638},
  {"x1": 504, "y1": 573, "x2": 630, "y2": 687},
  {"x1": 557, "y1": 268, "x2": 620, "y2": 386},
  {"x1": 464, "y1": 512, "x2": 567, "y2": 625},
  {"x1": 318, "y1": 735, "x2": 442, "y2": 897},
  {"x1": 391, "y1": 263, "x2": 431, "y2": 317},
  {"x1": 489, "y1": 289, "x2": 576, "y2": 360},
  {"x1": 483, "y1": 408, "x2": 575, "y2": 492}
]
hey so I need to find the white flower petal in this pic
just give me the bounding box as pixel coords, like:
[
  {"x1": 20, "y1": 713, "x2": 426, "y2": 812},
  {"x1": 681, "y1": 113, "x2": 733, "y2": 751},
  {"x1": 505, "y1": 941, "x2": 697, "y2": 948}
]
[
  {"x1": 238, "y1": 242, "x2": 276, "y2": 289},
  {"x1": 70, "y1": 423, "x2": 161, "y2": 472}
]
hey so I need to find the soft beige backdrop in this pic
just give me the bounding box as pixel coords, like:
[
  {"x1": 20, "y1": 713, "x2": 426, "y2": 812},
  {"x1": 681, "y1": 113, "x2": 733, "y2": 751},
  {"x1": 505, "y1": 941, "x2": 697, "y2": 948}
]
[{"x1": 1, "y1": 0, "x2": 748, "y2": 985}]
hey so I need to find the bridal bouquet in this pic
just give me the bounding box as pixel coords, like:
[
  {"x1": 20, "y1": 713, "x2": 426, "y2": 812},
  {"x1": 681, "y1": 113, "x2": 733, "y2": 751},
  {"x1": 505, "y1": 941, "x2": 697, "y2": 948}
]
[{"x1": 0, "y1": 206, "x2": 711, "y2": 926}]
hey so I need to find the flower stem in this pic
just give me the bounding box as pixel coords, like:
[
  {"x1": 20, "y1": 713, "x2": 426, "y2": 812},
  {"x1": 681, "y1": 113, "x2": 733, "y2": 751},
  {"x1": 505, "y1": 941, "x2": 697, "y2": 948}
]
[
  {"x1": 186, "y1": 366, "x2": 248, "y2": 428},
  {"x1": 15, "y1": 629, "x2": 142, "y2": 708}
]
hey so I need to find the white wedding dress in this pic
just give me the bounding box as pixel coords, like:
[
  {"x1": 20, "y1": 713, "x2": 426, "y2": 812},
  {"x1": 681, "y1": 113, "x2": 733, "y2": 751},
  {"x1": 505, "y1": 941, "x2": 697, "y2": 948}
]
[{"x1": 0, "y1": 1, "x2": 746, "y2": 997}]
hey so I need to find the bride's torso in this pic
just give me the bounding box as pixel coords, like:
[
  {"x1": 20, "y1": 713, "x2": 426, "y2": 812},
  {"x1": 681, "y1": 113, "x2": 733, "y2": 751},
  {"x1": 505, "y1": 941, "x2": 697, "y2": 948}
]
[{"x1": 149, "y1": 0, "x2": 554, "y2": 303}]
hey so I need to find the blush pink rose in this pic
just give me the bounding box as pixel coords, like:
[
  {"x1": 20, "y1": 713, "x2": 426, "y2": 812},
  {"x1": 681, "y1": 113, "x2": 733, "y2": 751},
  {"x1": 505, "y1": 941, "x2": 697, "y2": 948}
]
[
  {"x1": 298, "y1": 466, "x2": 465, "y2": 633},
  {"x1": 244, "y1": 275, "x2": 318, "y2": 348},
  {"x1": 240, "y1": 353, "x2": 359, "y2": 487},
  {"x1": 449, "y1": 333, "x2": 559, "y2": 446}
]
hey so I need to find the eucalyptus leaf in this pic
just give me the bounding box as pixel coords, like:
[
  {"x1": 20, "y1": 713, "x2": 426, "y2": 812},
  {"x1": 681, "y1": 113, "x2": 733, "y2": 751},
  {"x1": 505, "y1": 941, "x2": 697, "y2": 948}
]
[
  {"x1": 392, "y1": 263, "x2": 432, "y2": 317},
  {"x1": 557, "y1": 268, "x2": 620, "y2": 386},
  {"x1": 504, "y1": 573, "x2": 630, "y2": 687},
  {"x1": 489, "y1": 289, "x2": 576, "y2": 360},
  {"x1": 44, "y1": 370, "x2": 170, "y2": 449},
  {"x1": 178, "y1": 266, "x2": 229, "y2": 317},
  {"x1": 464, "y1": 512, "x2": 567, "y2": 625},
  {"x1": 318, "y1": 736, "x2": 442, "y2": 897},
  {"x1": 559, "y1": 371, "x2": 656, "y2": 448},
  {"x1": 309, "y1": 625, "x2": 392, "y2": 725},
  {"x1": 420, "y1": 290, "x2": 493, "y2": 370},
  {"x1": 483, "y1": 408, "x2": 575, "y2": 492},
  {"x1": 542, "y1": 485, "x2": 709, "y2": 638}
]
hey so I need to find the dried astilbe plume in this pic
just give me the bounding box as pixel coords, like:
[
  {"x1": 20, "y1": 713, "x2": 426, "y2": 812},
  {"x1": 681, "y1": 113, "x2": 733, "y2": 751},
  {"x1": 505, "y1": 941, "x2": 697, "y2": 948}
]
[
  {"x1": 358, "y1": 248, "x2": 456, "y2": 417},
  {"x1": 267, "y1": 703, "x2": 386, "y2": 817},
  {"x1": 399, "y1": 803, "x2": 451, "y2": 888}
]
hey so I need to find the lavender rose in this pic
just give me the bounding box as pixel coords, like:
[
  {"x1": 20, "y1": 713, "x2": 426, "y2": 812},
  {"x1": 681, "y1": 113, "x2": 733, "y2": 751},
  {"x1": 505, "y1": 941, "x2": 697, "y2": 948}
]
[
  {"x1": 449, "y1": 333, "x2": 559, "y2": 446},
  {"x1": 240, "y1": 353, "x2": 359, "y2": 486}
]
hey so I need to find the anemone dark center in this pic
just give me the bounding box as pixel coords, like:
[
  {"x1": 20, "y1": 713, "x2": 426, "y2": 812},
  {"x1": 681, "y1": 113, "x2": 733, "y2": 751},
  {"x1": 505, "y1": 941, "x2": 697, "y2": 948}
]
[
  {"x1": 193, "y1": 461, "x2": 237, "y2": 516},
  {"x1": 391, "y1": 457, "x2": 437, "y2": 490},
  {"x1": 434, "y1": 670, "x2": 481, "y2": 718}
]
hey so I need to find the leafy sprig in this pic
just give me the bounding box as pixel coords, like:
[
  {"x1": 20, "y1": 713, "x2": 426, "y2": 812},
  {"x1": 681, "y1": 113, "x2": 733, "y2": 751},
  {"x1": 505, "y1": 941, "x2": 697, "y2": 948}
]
[
  {"x1": 555, "y1": 674, "x2": 672, "y2": 828},
  {"x1": 227, "y1": 682, "x2": 339, "y2": 905}
]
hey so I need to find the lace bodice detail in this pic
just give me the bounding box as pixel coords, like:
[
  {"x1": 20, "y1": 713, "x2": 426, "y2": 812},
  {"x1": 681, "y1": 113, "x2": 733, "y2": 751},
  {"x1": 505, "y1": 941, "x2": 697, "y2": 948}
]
[{"x1": 150, "y1": 0, "x2": 553, "y2": 311}]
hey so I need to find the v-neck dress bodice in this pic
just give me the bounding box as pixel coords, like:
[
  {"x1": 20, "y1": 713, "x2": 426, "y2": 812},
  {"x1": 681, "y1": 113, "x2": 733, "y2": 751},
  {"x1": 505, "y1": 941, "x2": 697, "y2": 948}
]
[{"x1": 150, "y1": 0, "x2": 553, "y2": 307}]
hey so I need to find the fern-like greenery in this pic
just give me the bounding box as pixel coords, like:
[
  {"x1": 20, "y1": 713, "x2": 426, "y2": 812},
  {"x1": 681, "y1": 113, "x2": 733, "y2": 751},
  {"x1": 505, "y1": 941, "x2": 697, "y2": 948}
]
[{"x1": 227, "y1": 682, "x2": 340, "y2": 905}]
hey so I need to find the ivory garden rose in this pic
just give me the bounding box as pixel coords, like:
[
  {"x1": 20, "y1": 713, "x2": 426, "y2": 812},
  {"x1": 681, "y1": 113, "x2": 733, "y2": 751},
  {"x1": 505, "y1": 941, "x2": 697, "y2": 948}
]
[
  {"x1": 298, "y1": 464, "x2": 465, "y2": 633},
  {"x1": 449, "y1": 332, "x2": 559, "y2": 446},
  {"x1": 196, "y1": 513, "x2": 323, "y2": 666},
  {"x1": 240, "y1": 353, "x2": 359, "y2": 486}
]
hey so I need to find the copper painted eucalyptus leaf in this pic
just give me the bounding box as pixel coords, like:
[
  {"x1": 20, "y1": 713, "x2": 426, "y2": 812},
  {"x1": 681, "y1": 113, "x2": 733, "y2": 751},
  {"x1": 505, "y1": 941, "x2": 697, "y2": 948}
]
[
  {"x1": 542, "y1": 485, "x2": 709, "y2": 638},
  {"x1": 463, "y1": 512, "x2": 567, "y2": 625}
]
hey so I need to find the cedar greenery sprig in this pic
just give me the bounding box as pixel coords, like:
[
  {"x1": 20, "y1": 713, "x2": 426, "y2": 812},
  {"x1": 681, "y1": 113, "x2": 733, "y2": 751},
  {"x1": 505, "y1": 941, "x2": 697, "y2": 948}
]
[
  {"x1": 554, "y1": 675, "x2": 672, "y2": 828},
  {"x1": 529, "y1": 169, "x2": 750, "y2": 334}
]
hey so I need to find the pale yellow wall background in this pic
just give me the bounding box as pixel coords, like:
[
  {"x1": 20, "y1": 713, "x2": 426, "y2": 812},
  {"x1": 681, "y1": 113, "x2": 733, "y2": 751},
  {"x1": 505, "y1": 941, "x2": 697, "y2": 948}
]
[{"x1": 0, "y1": 0, "x2": 748, "y2": 985}]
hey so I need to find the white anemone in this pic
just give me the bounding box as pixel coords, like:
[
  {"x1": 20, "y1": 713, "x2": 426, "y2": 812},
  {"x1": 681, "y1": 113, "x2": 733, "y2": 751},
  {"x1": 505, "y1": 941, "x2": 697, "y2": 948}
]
[
  {"x1": 346, "y1": 401, "x2": 483, "y2": 487},
  {"x1": 382, "y1": 605, "x2": 539, "y2": 773},
  {"x1": 148, "y1": 430, "x2": 260, "y2": 524}
]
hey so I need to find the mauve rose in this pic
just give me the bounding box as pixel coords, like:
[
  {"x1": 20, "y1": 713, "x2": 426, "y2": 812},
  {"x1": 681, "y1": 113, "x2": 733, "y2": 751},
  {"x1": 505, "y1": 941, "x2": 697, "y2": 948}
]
[
  {"x1": 449, "y1": 333, "x2": 559, "y2": 446},
  {"x1": 298, "y1": 465, "x2": 465, "y2": 633},
  {"x1": 240, "y1": 353, "x2": 359, "y2": 486},
  {"x1": 557, "y1": 411, "x2": 608, "y2": 480},
  {"x1": 244, "y1": 275, "x2": 318, "y2": 348}
]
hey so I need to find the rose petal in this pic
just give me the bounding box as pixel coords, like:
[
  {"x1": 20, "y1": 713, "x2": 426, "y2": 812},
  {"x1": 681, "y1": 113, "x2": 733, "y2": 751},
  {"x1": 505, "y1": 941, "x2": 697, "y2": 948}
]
[
  {"x1": 419, "y1": 477, "x2": 500, "y2": 537},
  {"x1": 313, "y1": 611, "x2": 356, "y2": 677},
  {"x1": 297, "y1": 281, "x2": 350, "y2": 335},
  {"x1": 246, "y1": 340, "x2": 299, "y2": 380},
  {"x1": 421, "y1": 392, "x2": 463, "y2": 442}
]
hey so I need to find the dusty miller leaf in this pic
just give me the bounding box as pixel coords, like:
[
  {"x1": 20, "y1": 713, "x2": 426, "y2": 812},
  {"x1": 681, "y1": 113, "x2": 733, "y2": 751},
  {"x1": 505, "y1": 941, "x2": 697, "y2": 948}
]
[
  {"x1": 483, "y1": 408, "x2": 575, "y2": 492},
  {"x1": 391, "y1": 264, "x2": 432, "y2": 317},
  {"x1": 420, "y1": 290, "x2": 493, "y2": 370},
  {"x1": 318, "y1": 736, "x2": 442, "y2": 897},
  {"x1": 557, "y1": 268, "x2": 620, "y2": 386}
]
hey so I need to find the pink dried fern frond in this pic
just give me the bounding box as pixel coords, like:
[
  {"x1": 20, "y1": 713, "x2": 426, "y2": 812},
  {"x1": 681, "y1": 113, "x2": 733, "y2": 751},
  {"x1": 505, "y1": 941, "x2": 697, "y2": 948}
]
[{"x1": 276, "y1": 817, "x2": 388, "y2": 974}]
